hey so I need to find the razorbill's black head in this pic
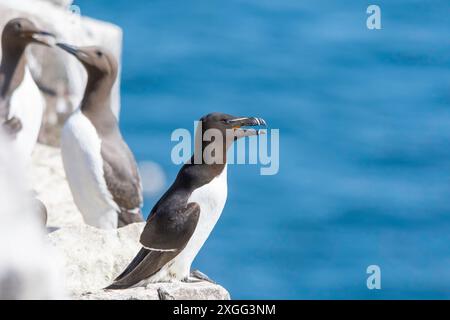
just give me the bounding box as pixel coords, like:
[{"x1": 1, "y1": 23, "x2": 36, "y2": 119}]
[
  {"x1": 200, "y1": 112, "x2": 265, "y2": 136},
  {"x1": 194, "y1": 112, "x2": 267, "y2": 165}
]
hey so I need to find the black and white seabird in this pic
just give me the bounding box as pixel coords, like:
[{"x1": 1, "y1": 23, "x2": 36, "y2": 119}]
[
  {"x1": 0, "y1": 18, "x2": 55, "y2": 159},
  {"x1": 107, "y1": 112, "x2": 266, "y2": 289},
  {"x1": 57, "y1": 43, "x2": 144, "y2": 229}
]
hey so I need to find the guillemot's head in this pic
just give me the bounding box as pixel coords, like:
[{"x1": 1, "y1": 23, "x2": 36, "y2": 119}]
[
  {"x1": 56, "y1": 43, "x2": 118, "y2": 81},
  {"x1": 2, "y1": 18, "x2": 55, "y2": 48},
  {"x1": 194, "y1": 112, "x2": 267, "y2": 164}
]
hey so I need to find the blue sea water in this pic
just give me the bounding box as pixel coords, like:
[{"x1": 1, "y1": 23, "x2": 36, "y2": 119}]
[{"x1": 74, "y1": 0, "x2": 450, "y2": 299}]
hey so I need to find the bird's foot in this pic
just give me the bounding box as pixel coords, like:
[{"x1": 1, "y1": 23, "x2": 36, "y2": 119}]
[
  {"x1": 157, "y1": 287, "x2": 175, "y2": 300},
  {"x1": 183, "y1": 269, "x2": 216, "y2": 284},
  {"x1": 2, "y1": 117, "x2": 22, "y2": 138}
]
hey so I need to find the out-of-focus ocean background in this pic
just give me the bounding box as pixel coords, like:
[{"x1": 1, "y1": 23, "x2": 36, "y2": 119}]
[{"x1": 75, "y1": 0, "x2": 450, "y2": 299}]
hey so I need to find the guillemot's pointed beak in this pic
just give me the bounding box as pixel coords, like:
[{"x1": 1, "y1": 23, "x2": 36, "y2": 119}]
[
  {"x1": 56, "y1": 42, "x2": 79, "y2": 55},
  {"x1": 57, "y1": 42, "x2": 90, "y2": 63},
  {"x1": 227, "y1": 116, "x2": 267, "y2": 138},
  {"x1": 29, "y1": 30, "x2": 56, "y2": 47}
]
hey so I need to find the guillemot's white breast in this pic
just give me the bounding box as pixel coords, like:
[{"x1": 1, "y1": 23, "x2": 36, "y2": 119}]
[
  {"x1": 8, "y1": 66, "x2": 45, "y2": 159},
  {"x1": 61, "y1": 109, "x2": 119, "y2": 229}
]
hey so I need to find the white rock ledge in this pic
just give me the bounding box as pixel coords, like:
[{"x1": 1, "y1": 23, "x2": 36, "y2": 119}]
[
  {"x1": 31, "y1": 144, "x2": 231, "y2": 300},
  {"x1": 80, "y1": 282, "x2": 230, "y2": 300}
]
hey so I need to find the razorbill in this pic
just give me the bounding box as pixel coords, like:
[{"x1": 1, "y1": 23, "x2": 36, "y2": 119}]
[
  {"x1": 57, "y1": 43, "x2": 144, "y2": 229},
  {"x1": 0, "y1": 18, "x2": 55, "y2": 159},
  {"x1": 106, "y1": 112, "x2": 266, "y2": 289}
]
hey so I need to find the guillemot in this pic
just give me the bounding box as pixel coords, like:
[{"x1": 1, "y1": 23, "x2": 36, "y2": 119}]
[
  {"x1": 57, "y1": 43, "x2": 144, "y2": 229},
  {"x1": 107, "y1": 112, "x2": 266, "y2": 290},
  {"x1": 0, "y1": 18, "x2": 55, "y2": 159}
]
